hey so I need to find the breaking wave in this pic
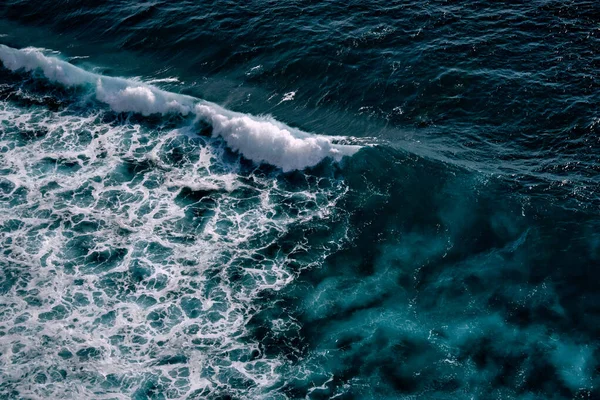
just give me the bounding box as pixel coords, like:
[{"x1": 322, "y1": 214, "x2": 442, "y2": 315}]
[{"x1": 0, "y1": 44, "x2": 360, "y2": 172}]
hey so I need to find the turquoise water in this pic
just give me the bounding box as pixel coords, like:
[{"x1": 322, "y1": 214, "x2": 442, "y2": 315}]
[{"x1": 0, "y1": 1, "x2": 599, "y2": 399}]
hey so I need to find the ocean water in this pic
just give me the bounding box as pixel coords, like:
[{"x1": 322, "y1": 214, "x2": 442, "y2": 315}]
[{"x1": 0, "y1": 1, "x2": 599, "y2": 399}]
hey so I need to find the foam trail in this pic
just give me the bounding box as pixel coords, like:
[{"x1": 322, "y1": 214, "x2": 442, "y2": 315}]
[{"x1": 0, "y1": 44, "x2": 360, "y2": 171}]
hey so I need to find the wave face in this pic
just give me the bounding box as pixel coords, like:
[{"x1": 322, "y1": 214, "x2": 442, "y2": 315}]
[{"x1": 2, "y1": 1, "x2": 600, "y2": 399}]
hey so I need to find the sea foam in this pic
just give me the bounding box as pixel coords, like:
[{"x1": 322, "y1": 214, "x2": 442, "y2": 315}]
[
  {"x1": 0, "y1": 97, "x2": 350, "y2": 398},
  {"x1": 0, "y1": 44, "x2": 360, "y2": 172}
]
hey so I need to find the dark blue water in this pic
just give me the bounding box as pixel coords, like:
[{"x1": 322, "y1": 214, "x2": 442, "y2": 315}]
[{"x1": 0, "y1": 1, "x2": 599, "y2": 399}]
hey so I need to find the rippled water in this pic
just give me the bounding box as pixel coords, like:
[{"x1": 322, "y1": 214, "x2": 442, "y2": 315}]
[{"x1": 0, "y1": 1, "x2": 599, "y2": 399}]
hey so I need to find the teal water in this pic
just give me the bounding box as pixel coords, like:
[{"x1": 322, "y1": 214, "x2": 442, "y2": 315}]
[{"x1": 1, "y1": 1, "x2": 599, "y2": 399}]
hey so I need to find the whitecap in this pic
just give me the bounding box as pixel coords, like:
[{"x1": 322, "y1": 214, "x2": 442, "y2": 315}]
[{"x1": 0, "y1": 44, "x2": 361, "y2": 172}]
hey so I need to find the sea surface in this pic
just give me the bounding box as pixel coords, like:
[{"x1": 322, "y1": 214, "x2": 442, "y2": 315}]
[{"x1": 0, "y1": 1, "x2": 599, "y2": 399}]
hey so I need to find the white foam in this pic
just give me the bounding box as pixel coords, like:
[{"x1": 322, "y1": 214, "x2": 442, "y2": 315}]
[
  {"x1": 0, "y1": 44, "x2": 360, "y2": 171},
  {"x1": 277, "y1": 91, "x2": 296, "y2": 104},
  {"x1": 146, "y1": 77, "x2": 181, "y2": 84},
  {"x1": 0, "y1": 101, "x2": 351, "y2": 398}
]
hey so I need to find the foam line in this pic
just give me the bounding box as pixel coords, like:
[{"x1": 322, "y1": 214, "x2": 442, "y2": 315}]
[{"x1": 0, "y1": 44, "x2": 360, "y2": 171}]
